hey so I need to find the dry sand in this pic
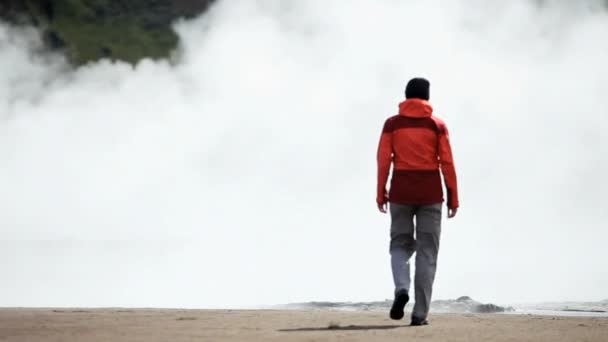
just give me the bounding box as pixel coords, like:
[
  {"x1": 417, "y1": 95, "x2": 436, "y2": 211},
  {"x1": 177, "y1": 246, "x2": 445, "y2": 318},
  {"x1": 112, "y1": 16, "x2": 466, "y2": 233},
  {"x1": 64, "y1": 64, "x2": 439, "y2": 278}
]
[{"x1": 0, "y1": 309, "x2": 607, "y2": 342}]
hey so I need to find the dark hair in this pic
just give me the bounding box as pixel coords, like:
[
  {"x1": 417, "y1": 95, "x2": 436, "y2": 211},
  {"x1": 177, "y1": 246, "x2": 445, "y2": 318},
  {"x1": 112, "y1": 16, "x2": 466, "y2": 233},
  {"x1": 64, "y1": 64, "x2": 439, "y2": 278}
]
[{"x1": 405, "y1": 78, "x2": 430, "y2": 100}]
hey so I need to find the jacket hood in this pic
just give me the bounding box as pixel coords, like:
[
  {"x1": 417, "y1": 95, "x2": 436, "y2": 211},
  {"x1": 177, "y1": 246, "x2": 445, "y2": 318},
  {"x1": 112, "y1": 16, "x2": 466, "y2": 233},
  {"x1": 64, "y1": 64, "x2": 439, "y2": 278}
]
[{"x1": 398, "y1": 98, "x2": 433, "y2": 118}]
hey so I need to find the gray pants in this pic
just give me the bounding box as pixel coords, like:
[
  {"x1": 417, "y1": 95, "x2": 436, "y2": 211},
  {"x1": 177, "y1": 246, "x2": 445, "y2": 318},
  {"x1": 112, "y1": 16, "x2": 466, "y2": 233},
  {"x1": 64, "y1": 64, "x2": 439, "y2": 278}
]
[{"x1": 390, "y1": 202, "x2": 442, "y2": 320}]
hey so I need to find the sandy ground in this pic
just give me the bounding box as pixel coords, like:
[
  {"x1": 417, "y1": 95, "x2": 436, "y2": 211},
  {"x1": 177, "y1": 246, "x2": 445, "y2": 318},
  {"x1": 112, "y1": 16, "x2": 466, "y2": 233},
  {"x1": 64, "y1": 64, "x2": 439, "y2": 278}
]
[{"x1": 0, "y1": 309, "x2": 607, "y2": 342}]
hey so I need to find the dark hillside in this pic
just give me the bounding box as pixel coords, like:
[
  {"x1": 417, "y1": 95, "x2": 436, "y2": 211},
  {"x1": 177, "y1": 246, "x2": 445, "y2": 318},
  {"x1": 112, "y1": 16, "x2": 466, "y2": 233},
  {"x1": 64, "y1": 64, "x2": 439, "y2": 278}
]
[{"x1": 0, "y1": 0, "x2": 214, "y2": 65}]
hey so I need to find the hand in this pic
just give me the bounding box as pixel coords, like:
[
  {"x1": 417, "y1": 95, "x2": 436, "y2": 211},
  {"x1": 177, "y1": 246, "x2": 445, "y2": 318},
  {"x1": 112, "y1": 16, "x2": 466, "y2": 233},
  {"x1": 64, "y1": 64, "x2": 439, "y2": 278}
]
[
  {"x1": 377, "y1": 201, "x2": 388, "y2": 214},
  {"x1": 377, "y1": 194, "x2": 389, "y2": 213},
  {"x1": 447, "y1": 208, "x2": 458, "y2": 219}
]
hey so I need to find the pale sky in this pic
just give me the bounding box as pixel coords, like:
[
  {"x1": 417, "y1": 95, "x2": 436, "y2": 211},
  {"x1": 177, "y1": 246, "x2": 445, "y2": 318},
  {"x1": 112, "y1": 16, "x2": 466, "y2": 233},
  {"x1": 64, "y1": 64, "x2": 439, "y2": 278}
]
[{"x1": 1, "y1": 0, "x2": 607, "y2": 308}]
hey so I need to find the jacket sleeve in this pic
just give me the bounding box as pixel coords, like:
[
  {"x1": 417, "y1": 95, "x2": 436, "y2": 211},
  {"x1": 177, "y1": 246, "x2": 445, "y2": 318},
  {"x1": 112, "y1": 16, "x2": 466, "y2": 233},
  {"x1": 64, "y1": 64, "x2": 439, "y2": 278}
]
[
  {"x1": 438, "y1": 125, "x2": 459, "y2": 209},
  {"x1": 376, "y1": 120, "x2": 393, "y2": 205}
]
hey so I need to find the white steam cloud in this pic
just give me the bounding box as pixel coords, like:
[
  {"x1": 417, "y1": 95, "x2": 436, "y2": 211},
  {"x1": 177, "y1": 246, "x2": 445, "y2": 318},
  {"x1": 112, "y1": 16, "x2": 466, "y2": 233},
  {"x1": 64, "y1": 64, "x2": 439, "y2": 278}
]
[{"x1": 1, "y1": 0, "x2": 607, "y2": 308}]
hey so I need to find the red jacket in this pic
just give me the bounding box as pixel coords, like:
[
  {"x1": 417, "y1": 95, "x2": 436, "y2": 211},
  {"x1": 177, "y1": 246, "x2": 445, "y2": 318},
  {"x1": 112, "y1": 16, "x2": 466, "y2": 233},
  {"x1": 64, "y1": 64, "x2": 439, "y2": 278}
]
[{"x1": 376, "y1": 99, "x2": 459, "y2": 209}]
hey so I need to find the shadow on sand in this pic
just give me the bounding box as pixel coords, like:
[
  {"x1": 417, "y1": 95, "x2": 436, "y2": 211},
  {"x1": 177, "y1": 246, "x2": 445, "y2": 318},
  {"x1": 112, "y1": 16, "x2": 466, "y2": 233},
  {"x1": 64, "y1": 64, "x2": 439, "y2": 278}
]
[{"x1": 278, "y1": 324, "x2": 407, "y2": 332}]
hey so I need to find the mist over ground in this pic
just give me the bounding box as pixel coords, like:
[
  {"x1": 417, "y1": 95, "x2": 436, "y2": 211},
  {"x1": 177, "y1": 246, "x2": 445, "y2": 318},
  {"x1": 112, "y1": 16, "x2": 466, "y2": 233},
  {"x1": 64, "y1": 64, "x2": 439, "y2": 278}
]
[{"x1": 1, "y1": 0, "x2": 607, "y2": 308}]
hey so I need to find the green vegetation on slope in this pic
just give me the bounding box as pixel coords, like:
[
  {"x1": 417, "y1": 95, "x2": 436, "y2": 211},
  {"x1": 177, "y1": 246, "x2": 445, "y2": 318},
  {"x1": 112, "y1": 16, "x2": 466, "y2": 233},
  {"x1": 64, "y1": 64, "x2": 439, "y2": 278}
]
[
  {"x1": 50, "y1": 0, "x2": 179, "y2": 64},
  {"x1": 3, "y1": 0, "x2": 213, "y2": 65}
]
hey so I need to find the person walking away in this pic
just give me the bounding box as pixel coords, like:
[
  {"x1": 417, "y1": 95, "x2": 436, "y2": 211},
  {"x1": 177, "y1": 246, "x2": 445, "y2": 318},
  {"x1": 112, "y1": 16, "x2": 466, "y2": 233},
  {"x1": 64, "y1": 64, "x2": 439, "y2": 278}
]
[{"x1": 376, "y1": 78, "x2": 459, "y2": 326}]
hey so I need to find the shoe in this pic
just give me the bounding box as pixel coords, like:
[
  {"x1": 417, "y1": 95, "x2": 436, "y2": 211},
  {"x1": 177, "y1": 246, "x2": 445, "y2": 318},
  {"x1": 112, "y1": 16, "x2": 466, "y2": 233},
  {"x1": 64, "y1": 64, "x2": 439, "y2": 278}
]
[
  {"x1": 389, "y1": 289, "x2": 409, "y2": 320},
  {"x1": 410, "y1": 317, "x2": 429, "y2": 326}
]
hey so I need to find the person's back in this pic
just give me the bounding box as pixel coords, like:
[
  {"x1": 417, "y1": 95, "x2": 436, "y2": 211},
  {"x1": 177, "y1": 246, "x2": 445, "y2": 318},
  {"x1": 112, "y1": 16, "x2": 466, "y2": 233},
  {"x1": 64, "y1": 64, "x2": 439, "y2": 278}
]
[{"x1": 376, "y1": 78, "x2": 459, "y2": 326}]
